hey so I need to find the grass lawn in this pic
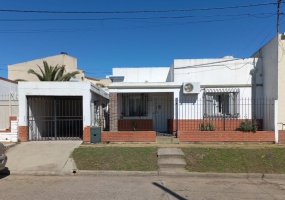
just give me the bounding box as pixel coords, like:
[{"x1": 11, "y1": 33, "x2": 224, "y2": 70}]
[
  {"x1": 182, "y1": 147, "x2": 285, "y2": 174},
  {"x1": 72, "y1": 147, "x2": 158, "y2": 171}
]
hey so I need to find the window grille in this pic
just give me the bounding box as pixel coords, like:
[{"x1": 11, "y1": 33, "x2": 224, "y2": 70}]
[
  {"x1": 122, "y1": 93, "x2": 148, "y2": 117},
  {"x1": 203, "y1": 89, "x2": 240, "y2": 118}
]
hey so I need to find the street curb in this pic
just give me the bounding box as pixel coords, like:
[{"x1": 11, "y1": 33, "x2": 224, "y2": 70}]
[
  {"x1": 2, "y1": 169, "x2": 285, "y2": 179},
  {"x1": 3, "y1": 143, "x2": 17, "y2": 151},
  {"x1": 75, "y1": 170, "x2": 159, "y2": 176}
]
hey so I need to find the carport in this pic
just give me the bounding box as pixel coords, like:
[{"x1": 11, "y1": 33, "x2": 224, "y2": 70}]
[{"x1": 18, "y1": 82, "x2": 109, "y2": 141}]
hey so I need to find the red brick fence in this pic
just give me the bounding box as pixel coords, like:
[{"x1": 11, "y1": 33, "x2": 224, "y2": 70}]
[
  {"x1": 98, "y1": 130, "x2": 285, "y2": 144},
  {"x1": 101, "y1": 131, "x2": 156, "y2": 142},
  {"x1": 178, "y1": 131, "x2": 275, "y2": 143}
]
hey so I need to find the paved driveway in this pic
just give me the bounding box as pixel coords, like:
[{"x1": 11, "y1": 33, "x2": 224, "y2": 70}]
[{"x1": 4, "y1": 141, "x2": 82, "y2": 175}]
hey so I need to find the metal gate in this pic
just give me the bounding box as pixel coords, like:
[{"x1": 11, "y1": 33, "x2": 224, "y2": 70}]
[{"x1": 28, "y1": 96, "x2": 83, "y2": 141}]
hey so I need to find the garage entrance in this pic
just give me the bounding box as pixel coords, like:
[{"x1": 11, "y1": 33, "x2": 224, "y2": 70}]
[{"x1": 28, "y1": 96, "x2": 83, "y2": 141}]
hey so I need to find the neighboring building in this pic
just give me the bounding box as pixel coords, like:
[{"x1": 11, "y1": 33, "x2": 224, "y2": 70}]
[
  {"x1": 108, "y1": 56, "x2": 271, "y2": 134},
  {"x1": 84, "y1": 76, "x2": 111, "y2": 87},
  {"x1": 0, "y1": 77, "x2": 17, "y2": 95},
  {"x1": 251, "y1": 33, "x2": 285, "y2": 132},
  {"x1": 0, "y1": 77, "x2": 18, "y2": 131},
  {"x1": 8, "y1": 53, "x2": 85, "y2": 81}
]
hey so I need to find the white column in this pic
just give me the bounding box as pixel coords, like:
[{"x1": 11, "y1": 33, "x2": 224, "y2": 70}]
[{"x1": 274, "y1": 100, "x2": 278, "y2": 144}]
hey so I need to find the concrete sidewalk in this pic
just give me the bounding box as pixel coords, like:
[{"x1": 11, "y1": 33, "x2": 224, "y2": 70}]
[
  {"x1": 2, "y1": 142, "x2": 285, "y2": 179},
  {"x1": 3, "y1": 141, "x2": 82, "y2": 175}
]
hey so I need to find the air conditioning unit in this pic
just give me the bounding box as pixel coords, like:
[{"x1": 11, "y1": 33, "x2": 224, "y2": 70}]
[{"x1": 182, "y1": 82, "x2": 200, "y2": 94}]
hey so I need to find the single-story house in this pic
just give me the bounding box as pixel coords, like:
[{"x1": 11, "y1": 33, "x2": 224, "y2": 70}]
[{"x1": 108, "y1": 56, "x2": 274, "y2": 134}]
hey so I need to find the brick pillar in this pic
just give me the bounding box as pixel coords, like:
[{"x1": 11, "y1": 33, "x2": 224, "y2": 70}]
[
  {"x1": 279, "y1": 130, "x2": 285, "y2": 144},
  {"x1": 109, "y1": 93, "x2": 118, "y2": 131},
  {"x1": 83, "y1": 126, "x2": 91, "y2": 142},
  {"x1": 18, "y1": 126, "x2": 28, "y2": 142}
]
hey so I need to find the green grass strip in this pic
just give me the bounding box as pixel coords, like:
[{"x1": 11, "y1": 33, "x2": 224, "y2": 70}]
[
  {"x1": 72, "y1": 147, "x2": 158, "y2": 171},
  {"x1": 182, "y1": 147, "x2": 285, "y2": 174}
]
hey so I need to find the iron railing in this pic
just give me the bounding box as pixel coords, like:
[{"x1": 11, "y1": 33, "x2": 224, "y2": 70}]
[{"x1": 115, "y1": 96, "x2": 275, "y2": 133}]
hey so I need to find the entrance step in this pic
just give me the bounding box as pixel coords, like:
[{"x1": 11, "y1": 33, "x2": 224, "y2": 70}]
[
  {"x1": 157, "y1": 148, "x2": 187, "y2": 172},
  {"x1": 156, "y1": 136, "x2": 179, "y2": 144}
]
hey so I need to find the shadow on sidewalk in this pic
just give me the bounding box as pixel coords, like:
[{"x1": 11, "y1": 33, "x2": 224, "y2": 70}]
[{"x1": 152, "y1": 182, "x2": 187, "y2": 200}]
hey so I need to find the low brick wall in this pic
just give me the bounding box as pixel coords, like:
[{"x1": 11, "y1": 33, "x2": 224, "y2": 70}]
[
  {"x1": 118, "y1": 119, "x2": 153, "y2": 131},
  {"x1": 279, "y1": 130, "x2": 285, "y2": 144},
  {"x1": 178, "y1": 131, "x2": 275, "y2": 142},
  {"x1": 168, "y1": 119, "x2": 263, "y2": 132},
  {"x1": 102, "y1": 131, "x2": 156, "y2": 142}
]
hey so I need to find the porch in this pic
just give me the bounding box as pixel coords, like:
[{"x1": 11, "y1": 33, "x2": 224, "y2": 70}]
[
  {"x1": 104, "y1": 92, "x2": 277, "y2": 143},
  {"x1": 111, "y1": 93, "x2": 274, "y2": 133}
]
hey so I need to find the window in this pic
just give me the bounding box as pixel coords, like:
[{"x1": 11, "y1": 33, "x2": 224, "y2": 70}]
[
  {"x1": 122, "y1": 93, "x2": 148, "y2": 117},
  {"x1": 203, "y1": 89, "x2": 239, "y2": 118}
]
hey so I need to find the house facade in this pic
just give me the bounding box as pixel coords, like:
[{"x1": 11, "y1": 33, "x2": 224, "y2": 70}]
[{"x1": 108, "y1": 56, "x2": 274, "y2": 136}]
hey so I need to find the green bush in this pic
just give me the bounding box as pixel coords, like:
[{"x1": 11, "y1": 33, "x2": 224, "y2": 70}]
[
  {"x1": 200, "y1": 121, "x2": 215, "y2": 131},
  {"x1": 237, "y1": 120, "x2": 258, "y2": 132}
]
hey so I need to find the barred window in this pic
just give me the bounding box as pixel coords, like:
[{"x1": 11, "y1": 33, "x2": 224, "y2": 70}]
[
  {"x1": 203, "y1": 89, "x2": 239, "y2": 118},
  {"x1": 122, "y1": 93, "x2": 148, "y2": 117}
]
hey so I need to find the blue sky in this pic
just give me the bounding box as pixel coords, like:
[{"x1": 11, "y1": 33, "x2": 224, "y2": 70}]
[{"x1": 0, "y1": 0, "x2": 283, "y2": 78}]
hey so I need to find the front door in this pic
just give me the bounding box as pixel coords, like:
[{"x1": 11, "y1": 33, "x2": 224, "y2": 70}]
[{"x1": 153, "y1": 97, "x2": 171, "y2": 135}]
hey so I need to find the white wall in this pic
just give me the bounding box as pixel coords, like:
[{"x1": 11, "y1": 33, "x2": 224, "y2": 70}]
[
  {"x1": 173, "y1": 58, "x2": 256, "y2": 85},
  {"x1": 251, "y1": 34, "x2": 280, "y2": 130},
  {"x1": 0, "y1": 78, "x2": 17, "y2": 95},
  {"x1": 113, "y1": 67, "x2": 171, "y2": 82},
  {"x1": 278, "y1": 35, "x2": 285, "y2": 127},
  {"x1": 0, "y1": 78, "x2": 18, "y2": 130},
  {"x1": 252, "y1": 36, "x2": 278, "y2": 99},
  {"x1": 18, "y1": 82, "x2": 94, "y2": 127}
]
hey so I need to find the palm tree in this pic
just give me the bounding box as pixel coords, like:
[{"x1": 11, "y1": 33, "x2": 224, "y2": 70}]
[{"x1": 28, "y1": 61, "x2": 80, "y2": 81}]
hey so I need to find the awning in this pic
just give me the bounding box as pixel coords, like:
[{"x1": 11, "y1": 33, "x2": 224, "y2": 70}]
[{"x1": 205, "y1": 88, "x2": 240, "y2": 93}]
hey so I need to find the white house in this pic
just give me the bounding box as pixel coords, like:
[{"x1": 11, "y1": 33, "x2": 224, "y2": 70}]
[
  {"x1": 18, "y1": 81, "x2": 109, "y2": 142},
  {"x1": 108, "y1": 56, "x2": 272, "y2": 135}
]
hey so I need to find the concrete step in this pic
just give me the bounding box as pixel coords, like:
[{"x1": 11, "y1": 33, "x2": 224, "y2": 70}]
[
  {"x1": 158, "y1": 154, "x2": 185, "y2": 159},
  {"x1": 157, "y1": 147, "x2": 187, "y2": 172},
  {"x1": 158, "y1": 157, "x2": 186, "y2": 168},
  {"x1": 157, "y1": 148, "x2": 185, "y2": 157},
  {"x1": 156, "y1": 136, "x2": 179, "y2": 144}
]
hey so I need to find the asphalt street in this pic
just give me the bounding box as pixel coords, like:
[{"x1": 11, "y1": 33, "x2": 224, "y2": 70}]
[{"x1": 1, "y1": 174, "x2": 285, "y2": 200}]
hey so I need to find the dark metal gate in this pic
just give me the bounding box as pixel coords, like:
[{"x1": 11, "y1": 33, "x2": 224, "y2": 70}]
[{"x1": 28, "y1": 96, "x2": 83, "y2": 141}]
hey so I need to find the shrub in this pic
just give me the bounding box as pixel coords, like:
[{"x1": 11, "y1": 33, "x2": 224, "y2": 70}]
[
  {"x1": 237, "y1": 120, "x2": 258, "y2": 132},
  {"x1": 200, "y1": 121, "x2": 215, "y2": 131}
]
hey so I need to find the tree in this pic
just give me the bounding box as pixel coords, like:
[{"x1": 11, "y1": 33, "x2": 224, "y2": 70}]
[{"x1": 28, "y1": 61, "x2": 80, "y2": 81}]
